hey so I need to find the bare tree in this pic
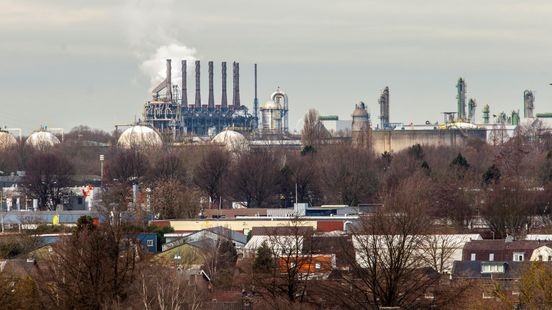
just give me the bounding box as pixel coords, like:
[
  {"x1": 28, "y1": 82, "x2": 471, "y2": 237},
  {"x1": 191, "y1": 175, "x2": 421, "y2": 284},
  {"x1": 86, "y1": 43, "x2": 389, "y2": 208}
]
[
  {"x1": 106, "y1": 148, "x2": 150, "y2": 185},
  {"x1": 150, "y1": 180, "x2": 201, "y2": 219},
  {"x1": 193, "y1": 147, "x2": 230, "y2": 204},
  {"x1": 301, "y1": 109, "x2": 329, "y2": 149},
  {"x1": 138, "y1": 266, "x2": 208, "y2": 310},
  {"x1": 343, "y1": 176, "x2": 439, "y2": 309},
  {"x1": 37, "y1": 216, "x2": 143, "y2": 309},
  {"x1": 22, "y1": 152, "x2": 75, "y2": 210},
  {"x1": 318, "y1": 145, "x2": 378, "y2": 205},
  {"x1": 231, "y1": 150, "x2": 281, "y2": 208},
  {"x1": 480, "y1": 179, "x2": 536, "y2": 239},
  {"x1": 421, "y1": 235, "x2": 463, "y2": 274}
]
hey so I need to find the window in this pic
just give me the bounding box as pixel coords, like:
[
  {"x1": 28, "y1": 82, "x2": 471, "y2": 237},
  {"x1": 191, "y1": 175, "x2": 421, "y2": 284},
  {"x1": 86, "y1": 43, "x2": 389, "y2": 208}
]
[
  {"x1": 290, "y1": 262, "x2": 296, "y2": 268},
  {"x1": 513, "y1": 252, "x2": 525, "y2": 262},
  {"x1": 470, "y1": 253, "x2": 476, "y2": 261},
  {"x1": 539, "y1": 255, "x2": 543, "y2": 261},
  {"x1": 482, "y1": 292, "x2": 493, "y2": 299},
  {"x1": 549, "y1": 256, "x2": 552, "y2": 262},
  {"x1": 489, "y1": 253, "x2": 494, "y2": 261},
  {"x1": 147, "y1": 240, "x2": 154, "y2": 247},
  {"x1": 315, "y1": 263, "x2": 321, "y2": 270},
  {"x1": 481, "y1": 263, "x2": 505, "y2": 274}
]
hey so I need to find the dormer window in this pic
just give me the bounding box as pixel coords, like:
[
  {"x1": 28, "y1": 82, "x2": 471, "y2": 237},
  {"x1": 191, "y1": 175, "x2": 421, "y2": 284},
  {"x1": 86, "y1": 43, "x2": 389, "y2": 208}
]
[
  {"x1": 481, "y1": 262, "x2": 505, "y2": 273},
  {"x1": 513, "y1": 252, "x2": 525, "y2": 262}
]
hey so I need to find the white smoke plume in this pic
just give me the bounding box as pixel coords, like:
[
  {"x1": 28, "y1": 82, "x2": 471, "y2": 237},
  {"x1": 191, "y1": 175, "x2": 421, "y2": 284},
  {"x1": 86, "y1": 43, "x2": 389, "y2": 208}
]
[
  {"x1": 121, "y1": 0, "x2": 199, "y2": 90},
  {"x1": 140, "y1": 44, "x2": 197, "y2": 90}
]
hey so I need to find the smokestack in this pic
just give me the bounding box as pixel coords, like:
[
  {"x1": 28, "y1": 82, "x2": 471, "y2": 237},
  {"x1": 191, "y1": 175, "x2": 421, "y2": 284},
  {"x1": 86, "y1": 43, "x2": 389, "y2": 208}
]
[
  {"x1": 208, "y1": 61, "x2": 214, "y2": 109},
  {"x1": 253, "y1": 64, "x2": 259, "y2": 127},
  {"x1": 195, "y1": 60, "x2": 201, "y2": 108},
  {"x1": 233, "y1": 62, "x2": 240, "y2": 108},
  {"x1": 166, "y1": 59, "x2": 172, "y2": 101},
  {"x1": 181, "y1": 60, "x2": 187, "y2": 106},
  {"x1": 221, "y1": 62, "x2": 228, "y2": 108}
]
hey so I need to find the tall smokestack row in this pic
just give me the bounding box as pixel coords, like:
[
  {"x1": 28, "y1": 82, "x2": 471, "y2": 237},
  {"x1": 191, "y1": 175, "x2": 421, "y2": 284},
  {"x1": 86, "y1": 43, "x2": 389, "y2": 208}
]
[
  {"x1": 253, "y1": 64, "x2": 259, "y2": 126},
  {"x1": 195, "y1": 61, "x2": 201, "y2": 109},
  {"x1": 208, "y1": 61, "x2": 215, "y2": 109},
  {"x1": 232, "y1": 62, "x2": 240, "y2": 108},
  {"x1": 166, "y1": 59, "x2": 173, "y2": 101},
  {"x1": 221, "y1": 62, "x2": 228, "y2": 108},
  {"x1": 181, "y1": 60, "x2": 187, "y2": 106}
]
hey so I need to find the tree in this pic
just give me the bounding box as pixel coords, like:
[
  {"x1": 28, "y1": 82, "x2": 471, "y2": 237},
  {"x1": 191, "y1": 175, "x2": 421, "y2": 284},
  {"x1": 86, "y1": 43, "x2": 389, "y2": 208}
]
[
  {"x1": 151, "y1": 180, "x2": 200, "y2": 219},
  {"x1": 318, "y1": 145, "x2": 378, "y2": 205},
  {"x1": 480, "y1": 180, "x2": 536, "y2": 239},
  {"x1": 482, "y1": 164, "x2": 501, "y2": 185},
  {"x1": 301, "y1": 109, "x2": 329, "y2": 149},
  {"x1": 107, "y1": 148, "x2": 150, "y2": 185},
  {"x1": 249, "y1": 221, "x2": 317, "y2": 306},
  {"x1": 22, "y1": 152, "x2": 75, "y2": 210},
  {"x1": 37, "y1": 216, "x2": 142, "y2": 308},
  {"x1": 343, "y1": 176, "x2": 440, "y2": 309},
  {"x1": 193, "y1": 148, "x2": 230, "y2": 204},
  {"x1": 253, "y1": 241, "x2": 275, "y2": 274},
  {"x1": 231, "y1": 151, "x2": 281, "y2": 208},
  {"x1": 202, "y1": 238, "x2": 238, "y2": 288},
  {"x1": 517, "y1": 262, "x2": 552, "y2": 308},
  {"x1": 150, "y1": 150, "x2": 187, "y2": 183}
]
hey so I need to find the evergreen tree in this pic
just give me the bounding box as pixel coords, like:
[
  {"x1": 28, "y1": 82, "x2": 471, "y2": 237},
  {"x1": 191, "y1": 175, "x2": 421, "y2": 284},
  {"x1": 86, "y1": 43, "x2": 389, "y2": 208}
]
[
  {"x1": 450, "y1": 153, "x2": 470, "y2": 169},
  {"x1": 482, "y1": 164, "x2": 501, "y2": 185},
  {"x1": 253, "y1": 241, "x2": 274, "y2": 274}
]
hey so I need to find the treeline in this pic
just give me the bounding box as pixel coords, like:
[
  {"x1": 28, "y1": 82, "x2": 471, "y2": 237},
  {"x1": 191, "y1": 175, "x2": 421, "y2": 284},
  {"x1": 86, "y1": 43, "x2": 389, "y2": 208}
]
[{"x1": 3, "y1": 126, "x2": 552, "y2": 231}]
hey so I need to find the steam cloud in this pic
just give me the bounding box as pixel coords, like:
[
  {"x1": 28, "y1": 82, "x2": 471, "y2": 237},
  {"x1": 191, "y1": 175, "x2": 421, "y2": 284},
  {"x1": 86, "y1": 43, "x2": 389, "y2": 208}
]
[{"x1": 121, "y1": 0, "x2": 199, "y2": 90}]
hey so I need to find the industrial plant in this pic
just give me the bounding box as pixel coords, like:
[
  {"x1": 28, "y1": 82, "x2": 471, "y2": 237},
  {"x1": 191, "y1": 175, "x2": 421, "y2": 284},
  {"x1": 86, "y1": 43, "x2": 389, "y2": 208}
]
[{"x1": 142, "y1": 59, "x2": 258, "y2": 138}]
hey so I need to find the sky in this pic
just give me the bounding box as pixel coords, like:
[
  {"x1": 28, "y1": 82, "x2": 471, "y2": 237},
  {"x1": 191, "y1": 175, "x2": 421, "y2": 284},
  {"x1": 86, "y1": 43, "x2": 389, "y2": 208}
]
[{"x1": 1, "y1": 0, "x2": 552, "y2": 134}]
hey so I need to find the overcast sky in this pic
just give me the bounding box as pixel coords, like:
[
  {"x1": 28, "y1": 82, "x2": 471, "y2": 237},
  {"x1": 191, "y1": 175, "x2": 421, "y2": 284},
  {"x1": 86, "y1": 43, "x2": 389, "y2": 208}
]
[{"x1": 1, "y1": 0, "x2": 552, "y2": 134}]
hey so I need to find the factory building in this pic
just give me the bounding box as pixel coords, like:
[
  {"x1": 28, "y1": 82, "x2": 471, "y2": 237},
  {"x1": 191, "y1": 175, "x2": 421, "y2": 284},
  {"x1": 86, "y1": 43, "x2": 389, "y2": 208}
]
[{"x1": 143, "y1": 59, "x2": 256, "y2": 138}]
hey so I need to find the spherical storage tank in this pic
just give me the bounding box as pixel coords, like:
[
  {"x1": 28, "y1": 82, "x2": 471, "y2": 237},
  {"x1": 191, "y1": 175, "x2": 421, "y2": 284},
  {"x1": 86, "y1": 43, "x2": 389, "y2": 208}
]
[
  {"x1": 212, "y1": 130, "x2": 249, "y2": 153},
  {"x1": 117, "y1": 125, "x2": 163, "y2": 149},
  {"x1": 25, "y1": 131, "x2": 60, "y2": 149},
  {"x1": 0, "y1": 131, "x2": 17, "y2": 149}
]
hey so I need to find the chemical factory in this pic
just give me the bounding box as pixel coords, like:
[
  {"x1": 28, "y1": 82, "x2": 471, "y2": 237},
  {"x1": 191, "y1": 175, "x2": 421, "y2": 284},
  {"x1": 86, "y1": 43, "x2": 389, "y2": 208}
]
[
  {"x1": 1, "y1": 56, "x2": 551, "y2": 154},
  {"x1": 141, "y1": 59, "x2": 289, "y2": 139}
]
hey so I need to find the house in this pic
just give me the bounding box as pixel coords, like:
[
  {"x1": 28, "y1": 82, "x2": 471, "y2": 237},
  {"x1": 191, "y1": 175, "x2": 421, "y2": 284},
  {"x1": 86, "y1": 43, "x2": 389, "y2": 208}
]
[
  {"x1": 277, "y1": 254, "x2": 336, "y2": 280},
  {"x1": 352, "y1": 234, "x2": 482, "y2": 273},
  {"x1": 243, "y1": 226, "x2": 314, "y2": 257},
  {"x1": 462, "y1": 239, "x2": 552, "y2": 262},
  {"x1": 163, "y1": 226, "x2": 247, "y2": 252}
]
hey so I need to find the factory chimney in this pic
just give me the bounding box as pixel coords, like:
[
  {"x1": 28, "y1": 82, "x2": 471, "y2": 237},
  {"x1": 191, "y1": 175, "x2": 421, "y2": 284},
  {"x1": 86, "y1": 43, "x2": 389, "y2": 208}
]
[
  {"x1": 151, "y1": 59, "x2": 172, "y2": 101},
  {"x1": 208, "y1": 61, "x2": 214, "y2": 109},
  {"x1": 379, "y1": 86, "x2": 389, "y2": 129},
  {"x1": 195, "y1": 61, "x2": 201, "y2": 109},
  {"x1": 181, "y1": 60, "x2": 187, "y2": 106},
  {"x1": 221, "y1": 62, "x2": 228, "y2": 108},
  {"x1": 253, "y1": 64, "x2": 259, "y2": 128},
  {"x1": 233, "y1": 62, "x2": 240, "y2": 108}
]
